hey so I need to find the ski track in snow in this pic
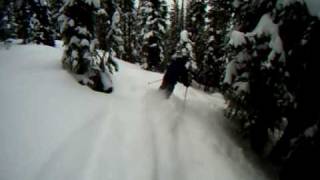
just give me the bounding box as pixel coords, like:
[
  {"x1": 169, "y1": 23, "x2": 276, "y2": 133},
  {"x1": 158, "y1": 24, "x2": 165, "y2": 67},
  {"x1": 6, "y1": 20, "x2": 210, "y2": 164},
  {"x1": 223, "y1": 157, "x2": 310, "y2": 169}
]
[{"x1": 0, "y1": 44, "x2": 270, "y2": 180}]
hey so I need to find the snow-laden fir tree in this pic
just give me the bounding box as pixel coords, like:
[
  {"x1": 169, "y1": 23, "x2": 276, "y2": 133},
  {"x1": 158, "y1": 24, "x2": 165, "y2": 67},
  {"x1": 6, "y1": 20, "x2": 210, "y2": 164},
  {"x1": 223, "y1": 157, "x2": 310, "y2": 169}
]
[
  {"x1": 165, "y1": 0, "x2": 180, "y2": 63},
  {"x1": 185, "y1": 0, "x2": 206, "y2": 83},
  {"x1": 96, "y1": 0, "x2": 123, "y2": 57},
  {"x1": 266, "y1": 2, "x2": 320, "y2": 179},
  {"x1": 108, "y1": 10, "x2": 124, "y2": 57},
  {"x1": 179, "y1": 0, "x2": 185, "y2": 30},
  {"x1": 232, "y1": 0, "x2": 276, "y2": 32},
  {"x1": 29, "y1": 13, "x2": 42, "y2": 42},
  {"x1": 0, "y1": 2, "x2": 18, "y2": 41},
  {"x1": 222, "y1": 2, "x2": 320, "y2": 170},
  {"x1": 137, "y1": 0, "x2": 168, "y2": 71},
  {"x1": 48, "y1": 0, "x2": 64, "y2": 39},
  {"x1": 173, "y1": 30, "x2": 197, "y2": 80},
  {"x1": 61, "y1": 0, "x2": 97, "y2": 74},
  {"x1": 223, "y1": 12, "x2": 293, "y2": 155},
  {"x1": 201, "y1": 0, "x2": 233, "y2": 91},
  {"x1": 61, "y1": 0, "x2": 115, "y2": 93},
  {"x1": 15, "y1": 0, "x2": 32, "y2": 44},
  {"x1": 0, "y1": 1, "x2": 17, "y2": 41},
  {"x1": 116, "y1": 0, "x2": 136, "y2": 62},
  {"x1": 96, "y1": 0, "x2": 114, "y2": 51},
  {"x1": 29, "y1": 0, "x2": 55, "y2": 46}
]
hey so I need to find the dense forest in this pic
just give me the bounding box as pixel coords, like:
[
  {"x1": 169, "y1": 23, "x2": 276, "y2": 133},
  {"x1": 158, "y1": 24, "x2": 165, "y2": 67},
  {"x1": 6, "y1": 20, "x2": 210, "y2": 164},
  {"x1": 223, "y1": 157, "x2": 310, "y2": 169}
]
[{"x1": 1, "y1": 0, "x2": 319, "y2": 179}]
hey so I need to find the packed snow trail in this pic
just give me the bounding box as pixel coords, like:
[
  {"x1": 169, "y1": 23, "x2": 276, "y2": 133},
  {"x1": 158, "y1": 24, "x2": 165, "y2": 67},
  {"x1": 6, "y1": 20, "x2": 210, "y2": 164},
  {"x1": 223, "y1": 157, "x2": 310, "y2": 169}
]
[{"x1": 0, "y1": 44, "x2": 269, "y2": 180}]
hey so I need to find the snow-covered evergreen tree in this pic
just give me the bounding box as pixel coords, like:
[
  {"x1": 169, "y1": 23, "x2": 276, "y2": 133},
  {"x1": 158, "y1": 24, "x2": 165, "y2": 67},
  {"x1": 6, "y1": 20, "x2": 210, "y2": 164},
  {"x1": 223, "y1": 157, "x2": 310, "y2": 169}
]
[
  {"x1": 267, "y1": 2, "x2": 320, "y2": 179},
  {"x1": 116, "y1": 0, "x2": 136, "y2": 62},
  {"x1": 29, "y1": 13, "x2": 42, "y2": 43},
  {"x1": 223, "y1": 12, "x2": 292, "y2": 154},
  {"x1": 16, "y1": 0, "x2": 32, "y2": 43},
  {"x1": 173, "y1": 30, "x2": 197, "y2": 80},
  {"x1": 61, "y1": 0, "x2": 97, "y2": 73},
  {"x1": 223, "y1": 3, "x2": 320, "y2": 172},
  {"x1": 201, "y1": 0, "x2": 232, "y2": 91},
  {"x1": 137, "y1": 0, "x2": 168, "y2": 71},
  {"x1": 96, "y1": 0, "x2": 123, "y2": 57},
  {"x1": 185, "y1": 0, "x2": 206, "y2": 83},
  {"x1": 108, "y1": 10, "x2": 124, "y2": 57},
  {"x1": 11, "y1": 0, "x2": 55, "y2": 45},
  {"x1": 179, "y1": 0, "x2": 185, "y2": 30},
  {"x1": 232, "y1": 0, "x2": 275, "y2": 32},
  {"x1": 29, "y1": 0, "x2": 55, "y2": 46},
  {"x1": 48, "y1": 0, "x2": 64, "y2": 39},
  {"x1": 165, "y1": 0, "x2": 180, "y2": 63},
  {"x1": 96, "y1": 0, "x2": 114, "y2": 51},
  {"x1": 61, "y1": 0, "x2": 115, "y2": 93},
  {"x1": 0, "y1": 1, "x2": 17, "y2": 41}
]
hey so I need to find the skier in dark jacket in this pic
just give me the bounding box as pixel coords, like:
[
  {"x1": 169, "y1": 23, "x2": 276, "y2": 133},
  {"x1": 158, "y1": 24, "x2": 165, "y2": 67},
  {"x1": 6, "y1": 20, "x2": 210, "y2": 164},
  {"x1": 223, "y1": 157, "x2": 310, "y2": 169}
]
[{"x1": 159, "y1": 55, "x2": 191, "y2": 98}]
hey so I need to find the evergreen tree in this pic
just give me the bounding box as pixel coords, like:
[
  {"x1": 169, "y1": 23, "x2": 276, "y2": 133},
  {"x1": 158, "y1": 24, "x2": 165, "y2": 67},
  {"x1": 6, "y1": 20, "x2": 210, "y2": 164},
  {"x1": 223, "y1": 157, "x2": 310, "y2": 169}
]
[
  {"x1": 185, "y1": 0, "x2": 206, "y2": 83},
  {"x1": 109, "y1": 10, "x2": 124, "y2": 58},
  {"x1": 268, "y1": 3, "x2": 320, "y2": 178},
  {"x1": 29, "y1": 0, "x2": 55, "y2": 46},
  {"x1": 48, "y1": 0, "x2": 64, "y2": 39},
  {"x1": 96, "y1": 0, "x2": 123, "y2": 57},
  {"x1": 165, "y1": 0, "x2": 180, "y2": 63},
  {"x1": 179, "y1": 0, "x2": 185, "y2": 30},
  {"x1": 232, "y1": 0, "x2": 276, "y2": 32},
  {"x1": 272, "y1": 12, "x2": 320, "y2": 180},
  {"x1": 224, "y1": 11, "x2": 292, "y2": 155},
  {"x1": 202, "y1": 0, "x2": 232, "y2": 91},
  {"x1": 16, "y1": 0, "x2": 32, "y2": 43},
  {"x1": 174, "y1": 30, "x2": 197, "y2": 79},
  {"x1": 223, "y1": 4, "x2": 320, "y2": 180},
  {"x1": 137, "y1": 0, "x2": 168, "y2": 71},
  {"x1": 117, "y1": 0, "x2": 136, "y2": 62},
  {"x1": 61, "y1": 0, "x2": 115, "y2": 93},
  {"x1": 29, "y1": 13, "x2": 41, "y2": 43},
  {"x1": 12, "y1": 0, "x2": 55, "y2": 45},
  {"x1": 0, "y1": 1, "x2": 17, "y2": 41},
  {"x1": 96, "y1": 0, "x2": 115, "y2": 51}
]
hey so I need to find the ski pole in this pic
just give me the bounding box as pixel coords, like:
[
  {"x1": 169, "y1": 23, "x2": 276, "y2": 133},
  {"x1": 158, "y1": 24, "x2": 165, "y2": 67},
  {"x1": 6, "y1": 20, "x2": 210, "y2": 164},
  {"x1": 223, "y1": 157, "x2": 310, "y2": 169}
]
[
  {"x1": 184, "y1": 87, "x2": 188, "y2": 104},
  {"x1": 148, "y1": 79, "x2": 162, "y2": 85}
]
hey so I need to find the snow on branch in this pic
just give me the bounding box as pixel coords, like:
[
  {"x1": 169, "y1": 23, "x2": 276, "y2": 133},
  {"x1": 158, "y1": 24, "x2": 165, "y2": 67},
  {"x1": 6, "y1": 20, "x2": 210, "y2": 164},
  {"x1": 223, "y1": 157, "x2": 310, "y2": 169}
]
[
  {"x1": 276, "y1": 0, "x2": 304, "y2": 8},
  {"x1": 249, "y1": 13, "x2": 285, "y2": 63},
  {"x1": 229, "y1": 30, "x2": 247, "y2": 47},
  {"x1": 229, "y1": 13, "x2": 286, "y2": 65}
]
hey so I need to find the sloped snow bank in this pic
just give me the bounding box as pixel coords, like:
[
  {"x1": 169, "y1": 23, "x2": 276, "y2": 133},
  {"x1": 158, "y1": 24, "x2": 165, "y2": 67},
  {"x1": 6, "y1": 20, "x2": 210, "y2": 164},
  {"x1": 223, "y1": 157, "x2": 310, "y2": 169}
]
[{"x1": 0, "y1": 44, "x2": 270, "y2": 180}]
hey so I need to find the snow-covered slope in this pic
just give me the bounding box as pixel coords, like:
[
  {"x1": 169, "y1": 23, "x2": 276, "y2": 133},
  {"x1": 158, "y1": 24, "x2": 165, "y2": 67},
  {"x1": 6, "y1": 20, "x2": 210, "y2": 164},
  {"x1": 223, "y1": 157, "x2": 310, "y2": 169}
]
[{"x1": 0, "y1": 44, "x2": 269, "y2": 180}]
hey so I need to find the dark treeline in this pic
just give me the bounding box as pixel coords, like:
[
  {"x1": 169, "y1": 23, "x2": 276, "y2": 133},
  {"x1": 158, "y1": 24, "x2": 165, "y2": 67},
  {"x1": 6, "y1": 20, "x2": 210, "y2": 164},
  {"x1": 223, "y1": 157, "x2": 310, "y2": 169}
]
[{"x1": 1, "y1": 0, "x2": 319, "y2": 179}]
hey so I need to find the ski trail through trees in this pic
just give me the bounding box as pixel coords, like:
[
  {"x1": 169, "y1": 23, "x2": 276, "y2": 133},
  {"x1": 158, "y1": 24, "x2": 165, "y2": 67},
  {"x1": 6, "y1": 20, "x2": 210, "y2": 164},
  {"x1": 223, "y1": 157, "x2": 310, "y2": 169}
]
[
  {"x1": 0, "y1": 45, "x2": 270, "y2": 180},
  {"x1": 144, "y1": 90, "x2": 184, "y2": 180}
]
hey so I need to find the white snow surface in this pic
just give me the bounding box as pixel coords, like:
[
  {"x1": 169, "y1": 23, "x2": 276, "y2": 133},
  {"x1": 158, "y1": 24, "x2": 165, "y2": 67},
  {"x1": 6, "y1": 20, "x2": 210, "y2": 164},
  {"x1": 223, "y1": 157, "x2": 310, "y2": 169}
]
[{"x1": 0, "y1": 44, "x2": 270, "y2": 180}]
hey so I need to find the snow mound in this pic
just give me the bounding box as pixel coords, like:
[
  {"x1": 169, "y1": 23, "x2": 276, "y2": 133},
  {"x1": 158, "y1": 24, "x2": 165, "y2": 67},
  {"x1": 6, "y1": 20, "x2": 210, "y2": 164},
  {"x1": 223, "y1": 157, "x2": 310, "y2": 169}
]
[{"x1": 0, "y1": 44, "x2": 270, "y2": 180}]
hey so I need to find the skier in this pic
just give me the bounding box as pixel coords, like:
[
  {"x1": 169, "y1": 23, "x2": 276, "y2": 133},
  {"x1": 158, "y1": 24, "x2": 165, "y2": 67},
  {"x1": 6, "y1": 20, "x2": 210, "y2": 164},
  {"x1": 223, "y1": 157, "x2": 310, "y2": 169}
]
[{"x1": 159, "y1": 53, "x2": 191, "y2": 98}]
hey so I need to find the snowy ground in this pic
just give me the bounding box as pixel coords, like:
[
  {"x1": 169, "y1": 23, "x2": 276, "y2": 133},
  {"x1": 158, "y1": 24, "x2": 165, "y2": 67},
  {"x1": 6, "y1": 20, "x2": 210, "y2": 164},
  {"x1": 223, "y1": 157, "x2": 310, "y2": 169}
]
[{"x1": 0, "y1": 44, "x2": 270, "y2": 180}]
